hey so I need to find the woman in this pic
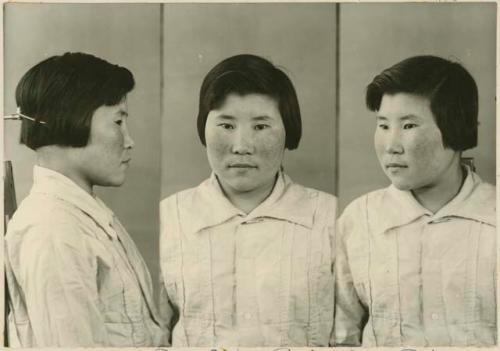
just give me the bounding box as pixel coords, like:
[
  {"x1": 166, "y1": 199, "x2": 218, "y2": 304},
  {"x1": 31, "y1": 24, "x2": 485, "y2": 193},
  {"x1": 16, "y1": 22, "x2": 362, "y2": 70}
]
[
  {"x1": 335, "y1": 56, "x2": 496, "y2": 347},
  {"x1": 160, "y1": 54, "x2": 336, "y2": 346},
  {"x1": 5, "y1": 53, "x2": 166, "y2": 347}
]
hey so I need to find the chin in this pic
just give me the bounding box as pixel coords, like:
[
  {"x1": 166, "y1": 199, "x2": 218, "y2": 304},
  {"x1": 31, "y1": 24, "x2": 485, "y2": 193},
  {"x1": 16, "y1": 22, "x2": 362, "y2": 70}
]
[
  {"x1": 388, "y1": 177, "x2": 414, "y2": 191},
  {"x1": 113, "y1": 177, "x2": 127, "y2": 187},
  {"x1": 392, "y1": 183, "x2": 412, "y2": 191},
  {"x1": 232, "y1": 184, "x2": 256, "y2": 193},
  {"x1": 101, "y1": 175, "x2": 127, "y2": 188},
  {"x1": 227, "y1": 179, "x2": 258, "y2": 193}
]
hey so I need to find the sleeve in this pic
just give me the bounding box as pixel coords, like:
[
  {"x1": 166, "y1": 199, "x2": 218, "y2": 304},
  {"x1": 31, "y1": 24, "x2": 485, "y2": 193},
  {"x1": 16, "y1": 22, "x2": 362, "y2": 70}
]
[
  {"x1": 158, "y1": 280, "x2": 176, "y2": 346},
  {"x1": 17, "y1": 223, "x2": 109, "y2": 347},
  {"x1": 327, "y1": 197, "x2": 337, "y2": 347},
  {"x1": 334, "y1": 206, "x2": 369, "y2": 346},
  {"x1": 158, "y1": 197, "x2": 180, "y2": 345}
]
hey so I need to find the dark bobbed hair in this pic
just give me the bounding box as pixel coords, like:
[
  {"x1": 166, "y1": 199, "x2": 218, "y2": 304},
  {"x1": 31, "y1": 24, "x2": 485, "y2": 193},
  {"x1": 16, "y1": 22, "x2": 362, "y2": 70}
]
[
  {"x1": 366, "y1": 55, "x2": 478, "y2": 151},
  {"x1": 16, "y1": 52, "x2": 135, "y2": 150},
  {"x1": 197, "y1": 54, "x2": 302, "y2": 150}
]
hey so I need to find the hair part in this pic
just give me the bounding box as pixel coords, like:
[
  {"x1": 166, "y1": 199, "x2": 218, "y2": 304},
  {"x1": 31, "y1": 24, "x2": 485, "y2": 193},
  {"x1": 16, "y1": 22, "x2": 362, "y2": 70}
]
[
  {"x1": 365, "y1": 55, "x2": 478, "y2": 151},
  {"x1": 197, "y1": 54, "x2": 302, "y2": 150},
  {"x1": 16, "y1": 52, "x2": 135, "y2": 150}
]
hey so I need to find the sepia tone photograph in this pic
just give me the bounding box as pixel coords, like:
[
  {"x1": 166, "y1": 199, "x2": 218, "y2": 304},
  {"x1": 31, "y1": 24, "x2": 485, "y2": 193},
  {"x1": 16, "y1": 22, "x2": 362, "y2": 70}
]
[{"x1": 1, "y1": 1, "x2": 496, "y2": 348}]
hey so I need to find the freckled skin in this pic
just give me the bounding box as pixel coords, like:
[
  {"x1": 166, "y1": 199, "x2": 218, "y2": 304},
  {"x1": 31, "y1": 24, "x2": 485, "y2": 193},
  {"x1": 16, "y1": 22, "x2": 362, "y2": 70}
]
[
  {"x1": 205, "y1": 93, "x2": 286, "y2": 196},
  {"x1": 72, "y1": 98, "x2": 135, "y2": 190},
  {"x1": 374, "y1": 93, "x2": 459, "y2": 192}
]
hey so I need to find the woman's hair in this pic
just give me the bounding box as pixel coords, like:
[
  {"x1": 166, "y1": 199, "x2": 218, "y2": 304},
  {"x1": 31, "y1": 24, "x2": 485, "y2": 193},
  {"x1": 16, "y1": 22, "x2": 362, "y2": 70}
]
[
  {"x1": 16, "y1": 52, "x2": 135, "y2": 150},
  {"x1": 366, "y1": 55, "x2": 478, "y2": 151},
  {"x1": 197, "y1": 54, "x2": 302, "y2": 150}
]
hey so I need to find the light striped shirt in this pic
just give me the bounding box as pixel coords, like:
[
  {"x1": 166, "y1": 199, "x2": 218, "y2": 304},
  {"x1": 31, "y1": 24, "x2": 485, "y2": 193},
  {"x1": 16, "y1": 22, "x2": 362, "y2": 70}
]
[
  {"x1": 335, "y1": 168, "x2": 496, "y2": 346},
  {"x1": 160, "y1": 172, "x2": 336, "y2": 346},
  {"x1": 5, "y1": 166, "x2": 167, "y2": 347}
]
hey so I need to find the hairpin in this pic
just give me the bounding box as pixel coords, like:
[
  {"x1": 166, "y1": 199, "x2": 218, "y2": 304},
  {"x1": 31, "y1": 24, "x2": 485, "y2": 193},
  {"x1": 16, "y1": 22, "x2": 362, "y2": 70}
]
[{"x1": 4, "y1": 107, "x2": 47, "y2": 125}]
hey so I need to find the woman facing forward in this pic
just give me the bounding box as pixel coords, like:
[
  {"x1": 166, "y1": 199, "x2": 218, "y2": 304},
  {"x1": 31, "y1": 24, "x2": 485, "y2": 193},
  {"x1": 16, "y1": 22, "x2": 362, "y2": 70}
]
[{"x1": 160, "y1": 54, "x2": 336, "y2": 347}]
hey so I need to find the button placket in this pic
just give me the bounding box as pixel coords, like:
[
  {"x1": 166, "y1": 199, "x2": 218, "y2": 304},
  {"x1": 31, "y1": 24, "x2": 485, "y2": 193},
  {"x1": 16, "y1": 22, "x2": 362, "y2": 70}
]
[
  {"x1": 421, "y1": 223, "x2": 450, "y2": 345},
  {"x1": 234, "y1": 222, "x2": 265, "y2": 345},
  {"x1": 235, "y1": 223, "x2": 257, "y2": 325}
]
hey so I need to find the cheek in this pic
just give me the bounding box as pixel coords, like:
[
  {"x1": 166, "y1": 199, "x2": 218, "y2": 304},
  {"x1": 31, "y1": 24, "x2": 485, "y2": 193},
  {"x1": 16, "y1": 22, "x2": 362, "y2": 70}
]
[
  {"x1": 373, "y1": 131, "x2": 382, "y2": 150},
  {"x1": 89, "y1": 129, "x2": 124, "y2": 159},
  {"x1": 409, "y1": 131, "x2": 444, "y2": 169},
  {"x1": 104, "y1": 132, "x2": 124, "y2": 155},
  {"x1": 257, "y1": 130, "x2": 285, "y2": 162},
  {"x1": 206, "y1": 131, "x2": 230, "y2": 160},
  {"x1": 373, "y1": 131, "x2": 384, "y2": 156}
]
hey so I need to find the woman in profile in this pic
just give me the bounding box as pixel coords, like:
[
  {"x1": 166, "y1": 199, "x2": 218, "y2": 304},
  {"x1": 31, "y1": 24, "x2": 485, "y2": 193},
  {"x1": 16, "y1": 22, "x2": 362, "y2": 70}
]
[
  {"x1": 159, "y1": 54, "x2": 336, "y2": 346},
  {"x1": 5, "y1": 53, "x2": 166, "y2": 347}
]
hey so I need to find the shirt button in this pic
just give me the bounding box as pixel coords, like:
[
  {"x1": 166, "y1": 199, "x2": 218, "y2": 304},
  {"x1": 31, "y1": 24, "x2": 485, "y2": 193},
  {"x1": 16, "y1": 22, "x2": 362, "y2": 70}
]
[
  {"x1": 431, "y1": 313, "x2": 439, "y2": 320},
  {"x1": 244, "y1": 312, "x2": 252, "y2": 320}
]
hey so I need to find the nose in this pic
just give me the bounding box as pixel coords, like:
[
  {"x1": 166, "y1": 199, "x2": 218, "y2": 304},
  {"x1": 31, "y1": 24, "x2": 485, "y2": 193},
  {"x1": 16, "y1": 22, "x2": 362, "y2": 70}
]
[
  {"x1": 385, "y1": 128, "x2": 403, "y2": 154},
  {"x1": 123, "y1": 122, "x2": 135, "y2": 149},
  {"x1": 231, "y1": 128, "x2": 254, "y2": 155}
]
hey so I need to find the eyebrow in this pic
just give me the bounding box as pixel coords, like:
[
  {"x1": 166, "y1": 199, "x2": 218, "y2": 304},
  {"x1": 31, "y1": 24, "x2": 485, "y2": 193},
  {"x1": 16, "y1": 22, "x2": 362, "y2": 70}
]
[
  {"x1": 214, "y1": 115, "x2": 273, "y2": 121},
  {"x1": 252, "y1": 115, "x2": 272, "y2": 121},
  {"x1": 376, "y1": 114, "x2": 420, "y2": 121},
  {"x1": 117, "y1": 109, "x2": 129, "y2": 117},
  {"x1": 215, "y1": 114, "x2": 236, "y2": 120}
]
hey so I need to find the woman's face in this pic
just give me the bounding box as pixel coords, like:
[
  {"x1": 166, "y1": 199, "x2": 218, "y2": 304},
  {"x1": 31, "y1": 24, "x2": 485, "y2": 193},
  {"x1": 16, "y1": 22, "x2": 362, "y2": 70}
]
[
  {"x1": 69, "y1": 98, "x2": 134, "y2": 194},
  {"x1": 374, "y1": 93, "x2": 459, "y2": 192},
  {"x1": 205, "y1": 93, "x2": 286, "y2": 196}
]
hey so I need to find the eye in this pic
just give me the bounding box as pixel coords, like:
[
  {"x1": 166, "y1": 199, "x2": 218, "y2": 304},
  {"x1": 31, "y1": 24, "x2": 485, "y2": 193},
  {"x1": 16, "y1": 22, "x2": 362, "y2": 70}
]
[
  {"x1": 218, "y1": 123, "x2": 234, "y2": 130},
  {"x1": 377, "y1": 124, "x2": 389, "y2": 130},
  {"x1": 403, "y1": 123, "x2": 417, "y2": 130},
  {"x1": 115, "y1": 120, "x2": 123, "y2": 126},
  {"x1": 254, "y1": 124, "x2": 270, "y2": 131}
]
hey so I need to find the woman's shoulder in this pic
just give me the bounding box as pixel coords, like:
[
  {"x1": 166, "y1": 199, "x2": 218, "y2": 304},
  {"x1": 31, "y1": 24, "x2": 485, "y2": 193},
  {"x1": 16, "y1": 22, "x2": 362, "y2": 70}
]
[
  {"x1": 160, "y1": 178, "x2": 211, "y2": 207},
  {"x1": 296, "y1": 185, "x2": 337, "y2": 214},
  {"x1": 339, "y1": 187, "x2": 391, "y2": 222},
  {"x1": 8, "y1": 192, "x2": 91, "y2": 235},
  {"x1": 284, "y1": 175, "x2": 337, "y2": 202},
  {"x1": 471, "y1": 174, "x2": 496, "y2": 207},
  {"x1": 160, "y1": 178, "x2": 221, "y2": 226},
  {"x1": 282, "y1": 176, "x2": 337, "y2": 220}
]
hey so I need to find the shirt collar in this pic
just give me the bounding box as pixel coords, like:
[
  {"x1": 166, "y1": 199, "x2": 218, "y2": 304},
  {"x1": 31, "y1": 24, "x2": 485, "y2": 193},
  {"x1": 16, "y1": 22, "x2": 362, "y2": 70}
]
[
  {"x1": 186, "y1": 172, "x2": 316, "y2": 234},
  {"x1": 31, "y1": 165, "x2": 117, "y2": 239},
  {"x1": 436, "y1": 168, "x2": 496, "y2": 226},
  {"x1": 374, "y1": 166, "x2": 496, "y2": 235}
]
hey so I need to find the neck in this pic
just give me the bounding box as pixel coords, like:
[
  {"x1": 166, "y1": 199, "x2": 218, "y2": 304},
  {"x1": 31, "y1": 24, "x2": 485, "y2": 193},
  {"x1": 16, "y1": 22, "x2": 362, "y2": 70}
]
[
  {"x1": 411, "y1": 157, "x2": 465, "y2": 214},
  {"x1": 37, "y1": 146, "x2": 93, "y2": 195},
  {"x1": 218, "y1": 174, "x2": 278, "y2": 214}
]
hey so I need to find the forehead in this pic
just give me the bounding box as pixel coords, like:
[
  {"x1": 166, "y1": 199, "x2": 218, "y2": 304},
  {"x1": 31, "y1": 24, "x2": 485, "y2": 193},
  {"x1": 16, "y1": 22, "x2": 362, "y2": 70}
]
[
  {"x1": 377, "y1": 93, "x2": 433, "y2": 121},
  {"x1": 211, "y1": 93, "x2": 280, "y2": 119},
  {"x1": 91, "y1": 98, "x2": 129, "y2": 124},
  {"x1": 102, "y1": 98, "x2": 128, "y2": 114},
  {"x1": 112, "y1": 98, "x2": 128, "y2": 112}
]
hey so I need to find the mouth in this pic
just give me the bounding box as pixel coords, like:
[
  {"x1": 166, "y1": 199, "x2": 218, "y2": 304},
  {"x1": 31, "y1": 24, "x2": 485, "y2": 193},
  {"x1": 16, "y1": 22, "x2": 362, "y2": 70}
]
[
  {"x1": 122, "y1": 159, "x2": 131, "y2": 165},
  {"x1": 385, "y1": 163, "x2": 407, "y2": 169},
  {"x1": 228, "y1": 163, "x2": 257, "y2": 169}
]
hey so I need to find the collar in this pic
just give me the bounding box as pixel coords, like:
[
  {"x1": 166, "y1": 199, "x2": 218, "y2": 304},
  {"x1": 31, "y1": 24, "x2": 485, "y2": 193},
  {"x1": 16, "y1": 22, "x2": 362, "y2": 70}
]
[
  {"x1": 373, "y1": 166, "x2": 496, "y2": 235},
  {"x1": 184, "y1": 172, "x2": 317, "y2": 234},
  {"x1": 30, "y1": 165, "x2": 117, "y2": 239}
]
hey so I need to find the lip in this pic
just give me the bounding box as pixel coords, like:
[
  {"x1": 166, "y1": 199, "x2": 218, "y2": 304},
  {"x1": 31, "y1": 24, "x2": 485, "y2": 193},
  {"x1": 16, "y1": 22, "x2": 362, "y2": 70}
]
[
  {"x1": 122, "y1": 159, "x2": 131, "y2": 164},
  {"x1": 228, "y1": 163, "x2": 257, "y2": 169},
  {"x1": 385, "y1": 163, "x2": 407, "y2": 169}
]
